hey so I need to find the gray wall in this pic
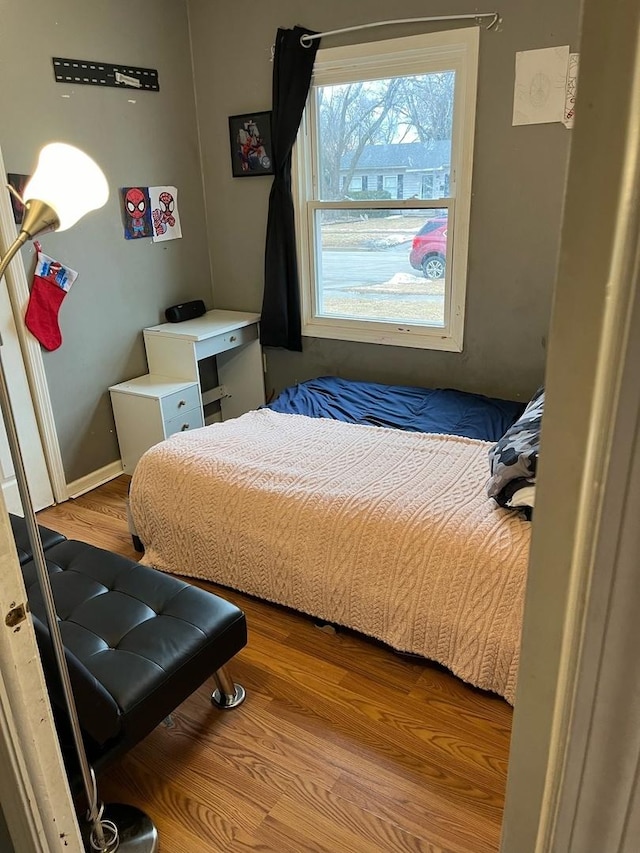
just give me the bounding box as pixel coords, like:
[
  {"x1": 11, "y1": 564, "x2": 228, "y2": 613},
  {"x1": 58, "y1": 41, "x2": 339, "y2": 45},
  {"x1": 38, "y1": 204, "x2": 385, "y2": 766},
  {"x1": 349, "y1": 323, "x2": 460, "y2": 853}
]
[
  {"x1": 0, "y1": 0, "x2": 211, "y2": 482},
  {"x1": 188, "y1": 0, "x2": 581, "y2": 403},
  {"x1": 0, "y1": 0, "x2": 583, "y2": 482}
]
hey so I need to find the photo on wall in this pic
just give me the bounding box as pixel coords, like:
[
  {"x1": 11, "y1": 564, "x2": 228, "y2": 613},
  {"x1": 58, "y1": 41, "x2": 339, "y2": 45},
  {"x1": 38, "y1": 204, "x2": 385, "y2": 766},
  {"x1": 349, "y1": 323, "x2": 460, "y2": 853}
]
[{"x1": 229, "y1": 111, "x2": 274, "y2": 178}]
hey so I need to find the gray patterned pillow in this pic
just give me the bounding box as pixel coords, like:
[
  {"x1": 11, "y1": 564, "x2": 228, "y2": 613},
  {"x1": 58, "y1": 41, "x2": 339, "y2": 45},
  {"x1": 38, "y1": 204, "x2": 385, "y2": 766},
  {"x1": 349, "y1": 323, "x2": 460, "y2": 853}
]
[{"x1": 486, "y1": 387, "x2": 544, "y2": 513}]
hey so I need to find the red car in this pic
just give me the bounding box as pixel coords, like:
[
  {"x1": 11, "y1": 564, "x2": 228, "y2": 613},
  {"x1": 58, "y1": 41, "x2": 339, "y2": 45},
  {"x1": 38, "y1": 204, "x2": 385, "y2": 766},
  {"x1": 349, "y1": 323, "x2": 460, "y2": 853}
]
[{"x1": 409, "y1": 217, "x2": 448, "y2": 279}]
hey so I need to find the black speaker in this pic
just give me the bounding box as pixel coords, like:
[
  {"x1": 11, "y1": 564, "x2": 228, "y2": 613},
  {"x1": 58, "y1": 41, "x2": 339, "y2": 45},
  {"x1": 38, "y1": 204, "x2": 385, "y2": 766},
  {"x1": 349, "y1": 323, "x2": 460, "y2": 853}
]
[{"x1": 165, "y1": 300, "x2": 206, "y2": 323}]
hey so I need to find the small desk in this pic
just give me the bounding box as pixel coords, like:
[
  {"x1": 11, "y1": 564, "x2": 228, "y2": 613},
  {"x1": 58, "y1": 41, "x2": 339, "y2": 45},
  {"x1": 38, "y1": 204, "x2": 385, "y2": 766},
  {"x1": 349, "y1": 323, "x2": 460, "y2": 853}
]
[
  {"x1": 110, "y1": 310, "x2": 265, "y2": 472},
  {"x1": 143, "y1": 310, "x2": 265, "y2": 422}
]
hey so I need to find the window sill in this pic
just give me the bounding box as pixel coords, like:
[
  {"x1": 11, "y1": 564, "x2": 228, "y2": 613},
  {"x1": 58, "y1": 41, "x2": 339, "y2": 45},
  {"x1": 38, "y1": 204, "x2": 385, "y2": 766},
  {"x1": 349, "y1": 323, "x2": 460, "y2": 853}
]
[{"x1": 302, "y1": 321, "x2": 463, "y2": 352}]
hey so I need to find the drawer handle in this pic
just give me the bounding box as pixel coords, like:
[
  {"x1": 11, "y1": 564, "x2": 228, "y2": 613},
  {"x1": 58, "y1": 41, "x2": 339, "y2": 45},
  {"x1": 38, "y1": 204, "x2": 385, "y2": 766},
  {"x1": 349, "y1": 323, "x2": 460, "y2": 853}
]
[
  {"x1": 181, "y1": 423, "x2": 190, "y2": 431},
  {"x1": 177, "y1": 399, "x2": 187, "y2": 408},
  {"x1": 229, "y1": 335, "x2": 237, "y2": 342}
]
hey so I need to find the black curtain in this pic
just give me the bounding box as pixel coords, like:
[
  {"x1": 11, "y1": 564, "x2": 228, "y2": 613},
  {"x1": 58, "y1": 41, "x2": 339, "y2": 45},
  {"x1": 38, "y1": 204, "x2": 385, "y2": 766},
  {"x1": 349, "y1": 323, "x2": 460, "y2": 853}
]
[{"x1": 260, "y1": 26, "x2": 320, "y2": 351}]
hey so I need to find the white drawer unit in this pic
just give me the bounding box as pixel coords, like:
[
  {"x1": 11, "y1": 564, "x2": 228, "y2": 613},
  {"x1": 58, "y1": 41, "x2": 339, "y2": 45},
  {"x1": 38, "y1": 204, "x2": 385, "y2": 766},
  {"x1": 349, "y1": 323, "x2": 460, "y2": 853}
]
[
  {"x1": 164, "y1": 409, "x2": 203, "y2": 438},
  {"x1": 109, "y1": 375, "x2": 204, "y2": 473},
  {"x1": 160, "y1": 384, "x2": 201, "y2": 420}
]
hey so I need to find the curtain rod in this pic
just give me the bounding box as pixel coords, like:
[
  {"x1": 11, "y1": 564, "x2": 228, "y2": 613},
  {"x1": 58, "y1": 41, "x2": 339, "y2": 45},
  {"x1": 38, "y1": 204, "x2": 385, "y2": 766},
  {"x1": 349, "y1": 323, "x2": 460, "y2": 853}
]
[{"x1": 299, "y1": 12, "x2": 501, "y2": 46}]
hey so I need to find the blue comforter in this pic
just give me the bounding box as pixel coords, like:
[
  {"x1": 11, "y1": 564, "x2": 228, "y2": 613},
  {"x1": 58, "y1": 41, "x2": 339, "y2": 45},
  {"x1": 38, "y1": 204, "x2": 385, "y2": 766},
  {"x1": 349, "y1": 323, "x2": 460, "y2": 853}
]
[{"x1": 266, "y1": 376, "x2": 524, "y2": 443}]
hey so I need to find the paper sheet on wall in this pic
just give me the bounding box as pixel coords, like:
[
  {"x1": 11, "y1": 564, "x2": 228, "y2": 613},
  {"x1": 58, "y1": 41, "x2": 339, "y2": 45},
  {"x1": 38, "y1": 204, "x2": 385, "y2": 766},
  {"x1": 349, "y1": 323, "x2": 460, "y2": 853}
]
[
  {"x1": 149, "y1": 185, "x2": 182, "y2": 242},
  {"x1": 121, "y1": 187, "x2": 152, "y2": 239},
  {"x1": 563, "y1": 53, "x2": 579, "y2": 128},
  {"x1": 512, "y1": 46, "x2": 570, "y2": 126}
]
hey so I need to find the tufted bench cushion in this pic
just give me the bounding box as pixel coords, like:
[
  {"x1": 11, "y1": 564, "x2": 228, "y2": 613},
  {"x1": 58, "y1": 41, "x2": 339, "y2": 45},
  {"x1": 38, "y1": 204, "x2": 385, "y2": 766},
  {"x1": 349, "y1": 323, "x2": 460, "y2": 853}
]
[
  {"x1": 10, "y1": 513, "x2": 66, "y2": 564},
  {"x1": 21, "y1": 539, "x2": 247, "y2": 752}
]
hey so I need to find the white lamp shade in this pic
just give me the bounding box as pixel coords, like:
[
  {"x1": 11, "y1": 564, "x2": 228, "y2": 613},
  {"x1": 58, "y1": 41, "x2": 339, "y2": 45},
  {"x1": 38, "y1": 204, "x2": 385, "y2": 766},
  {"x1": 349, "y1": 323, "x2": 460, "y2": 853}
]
[{"x1": 22, "y1": 143, "x2": 109, "y2": 231}]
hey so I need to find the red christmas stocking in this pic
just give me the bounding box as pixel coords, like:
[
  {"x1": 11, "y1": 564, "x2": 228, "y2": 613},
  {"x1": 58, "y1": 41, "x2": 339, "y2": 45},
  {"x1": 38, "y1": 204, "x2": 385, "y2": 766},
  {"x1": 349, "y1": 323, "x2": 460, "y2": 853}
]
[{"x1": 25, "y1": 242, "x2": 78, "y2": 351}]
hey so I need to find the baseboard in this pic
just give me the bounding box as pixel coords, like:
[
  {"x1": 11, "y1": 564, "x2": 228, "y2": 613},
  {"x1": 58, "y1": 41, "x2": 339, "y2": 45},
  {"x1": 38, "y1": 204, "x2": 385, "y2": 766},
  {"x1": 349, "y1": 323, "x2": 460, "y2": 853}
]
[{"x1": 66, "y1": 460, "x2": 124, "y2": 499}]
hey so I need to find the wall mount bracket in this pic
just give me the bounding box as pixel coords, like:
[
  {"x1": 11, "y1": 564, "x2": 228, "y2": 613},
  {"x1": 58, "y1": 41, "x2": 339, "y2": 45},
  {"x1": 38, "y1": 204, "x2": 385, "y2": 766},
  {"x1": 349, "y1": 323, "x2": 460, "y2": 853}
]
[{"x1": 52, "y1": 57, "x2": 159, "y2": 91}]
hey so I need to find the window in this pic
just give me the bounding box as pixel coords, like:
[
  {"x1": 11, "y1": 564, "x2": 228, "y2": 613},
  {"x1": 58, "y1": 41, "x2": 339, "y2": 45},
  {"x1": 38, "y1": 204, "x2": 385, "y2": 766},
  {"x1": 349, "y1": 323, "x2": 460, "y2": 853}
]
[
  {"x1": 383, "y1": 175, "x2": 399, "y2": 197},
  {"x1": 421, "y1": 173, "x2": 435, "y2": 199},
  {"x1": 294, "y1": 29, "x2": 479, "y2": 351}
]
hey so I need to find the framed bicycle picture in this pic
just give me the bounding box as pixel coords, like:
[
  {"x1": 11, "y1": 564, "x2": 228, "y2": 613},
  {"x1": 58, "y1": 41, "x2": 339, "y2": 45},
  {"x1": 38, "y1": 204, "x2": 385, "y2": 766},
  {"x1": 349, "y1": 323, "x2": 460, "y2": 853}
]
[{"x1": 229, "y1": 111, "x2": 274, "y2": 178}]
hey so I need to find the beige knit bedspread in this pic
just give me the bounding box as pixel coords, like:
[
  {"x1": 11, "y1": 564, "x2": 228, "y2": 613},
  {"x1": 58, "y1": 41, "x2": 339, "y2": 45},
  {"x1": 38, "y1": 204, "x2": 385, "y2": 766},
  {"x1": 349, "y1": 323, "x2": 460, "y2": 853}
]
[{"x1": 129, "y1": 409, "x2": 531, "y2": 703}]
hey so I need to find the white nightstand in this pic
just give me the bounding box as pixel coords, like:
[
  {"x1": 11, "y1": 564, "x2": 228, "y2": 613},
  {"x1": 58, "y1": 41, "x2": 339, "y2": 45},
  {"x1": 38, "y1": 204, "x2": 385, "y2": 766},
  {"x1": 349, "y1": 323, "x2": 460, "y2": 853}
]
[{"x1": 109, "y1": 375, "x2": 204, "y2": 473}]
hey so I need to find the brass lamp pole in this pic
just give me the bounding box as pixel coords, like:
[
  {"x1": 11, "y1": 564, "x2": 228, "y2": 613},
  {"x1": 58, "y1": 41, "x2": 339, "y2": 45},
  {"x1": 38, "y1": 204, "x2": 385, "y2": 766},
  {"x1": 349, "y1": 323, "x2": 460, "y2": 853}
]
[{"x1": 1, "y1": 143, "x2": 157, "y2": 853}]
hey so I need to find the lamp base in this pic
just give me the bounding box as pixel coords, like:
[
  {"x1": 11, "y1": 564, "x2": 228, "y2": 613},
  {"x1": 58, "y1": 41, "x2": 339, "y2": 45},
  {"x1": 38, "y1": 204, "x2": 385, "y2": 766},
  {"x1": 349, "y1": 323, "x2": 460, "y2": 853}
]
[{"x1": 80, "y1": 804, "x2": 158, "y2": 852}]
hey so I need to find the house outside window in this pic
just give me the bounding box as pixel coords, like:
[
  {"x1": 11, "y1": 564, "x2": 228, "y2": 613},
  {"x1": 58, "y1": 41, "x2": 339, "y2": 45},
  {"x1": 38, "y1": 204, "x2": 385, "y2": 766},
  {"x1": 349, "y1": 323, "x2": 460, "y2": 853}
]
[{"x1": 293, "y1": 29, "x2": 479, "y2": 352}]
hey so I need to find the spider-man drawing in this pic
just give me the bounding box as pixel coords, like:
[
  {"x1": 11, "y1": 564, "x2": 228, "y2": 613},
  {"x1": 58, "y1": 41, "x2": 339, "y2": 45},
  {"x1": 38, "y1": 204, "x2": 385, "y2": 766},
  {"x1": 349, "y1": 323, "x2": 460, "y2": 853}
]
[
  {"x1": 124, "y1": 187, "x2": 149, "y2": 237},
  {"x1": 152, "y1": 191, "x2": 176, "y2": 236}
]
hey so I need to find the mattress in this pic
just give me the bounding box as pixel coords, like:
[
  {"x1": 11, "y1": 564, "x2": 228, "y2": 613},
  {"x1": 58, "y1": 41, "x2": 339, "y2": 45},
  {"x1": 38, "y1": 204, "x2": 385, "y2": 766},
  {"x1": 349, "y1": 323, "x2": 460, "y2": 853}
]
[
  {"x1": 130, "y1": 409, "x2": 531, "y2": 703},
  {"x1": 266, "y1": 376, "x2": 524, "y2": 441}
]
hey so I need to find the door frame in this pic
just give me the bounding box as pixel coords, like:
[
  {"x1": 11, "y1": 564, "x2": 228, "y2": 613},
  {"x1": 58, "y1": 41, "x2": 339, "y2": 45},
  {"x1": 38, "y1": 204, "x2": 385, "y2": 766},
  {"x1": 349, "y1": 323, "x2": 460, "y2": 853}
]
[
  {"x1": 501, "y1": 1, "x2": 640, "y2": 850},
  {"x1": 0, "y1": 145, "x2": 68, "y2": 503},
  {"x1": 0, "y1": 502, "x2": 83, "y2": 851}
]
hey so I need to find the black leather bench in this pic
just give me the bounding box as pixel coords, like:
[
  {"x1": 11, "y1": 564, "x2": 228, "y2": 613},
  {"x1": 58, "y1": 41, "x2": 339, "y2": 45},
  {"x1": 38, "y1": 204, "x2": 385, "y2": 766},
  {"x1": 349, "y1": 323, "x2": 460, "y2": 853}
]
[
  {"x1": 10, "y1": 512, "x2": 66, "y2": 563},
  {"x1": 10, "y1": 514, "x2": 247, "y2": 784}
]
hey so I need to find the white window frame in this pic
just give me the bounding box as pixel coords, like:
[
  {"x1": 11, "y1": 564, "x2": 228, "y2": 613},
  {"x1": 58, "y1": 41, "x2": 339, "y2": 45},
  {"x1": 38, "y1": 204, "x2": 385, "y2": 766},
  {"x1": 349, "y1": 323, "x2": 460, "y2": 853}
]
[{"x1": 293, "y1": 28, "x2": 479, "y2": 352}]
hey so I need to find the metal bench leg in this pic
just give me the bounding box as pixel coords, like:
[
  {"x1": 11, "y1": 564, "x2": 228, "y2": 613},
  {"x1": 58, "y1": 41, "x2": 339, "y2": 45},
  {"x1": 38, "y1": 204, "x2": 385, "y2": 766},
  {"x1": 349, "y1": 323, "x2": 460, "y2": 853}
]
[{"x1": 211, "y1": 665, "x2": 246, "y2": 709}]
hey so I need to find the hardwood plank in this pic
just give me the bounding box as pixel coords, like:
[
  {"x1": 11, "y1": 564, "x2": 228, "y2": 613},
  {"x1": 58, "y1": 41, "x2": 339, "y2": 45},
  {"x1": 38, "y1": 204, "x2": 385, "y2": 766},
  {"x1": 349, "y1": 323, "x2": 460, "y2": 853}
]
[
  {"x1": 100, "y1": 753, "x2": 263, "y2": 851},
  {"x1": 344, "y1": 671, "x2": 511, "y2": 759},
  {"x1": 39, "y1": 500, "x2": 139, "y2": 560},
  {"x1": 130, "y1": 738, "x2": 279, "y2": 832},
  {"x1": 36, "y1": 475, "x2": 510, "y2": 852},
  {"x1": 238, "y1": 660, "x2": 505, "y2": 824},
  {"x1": 266, "y1": 777, "x2": 455, "y2": 853},
  {"x1": 331, "y1": 771, "x2": 500, "y2": 853},
  {"x1": 286, "y1": 617, "x2": 427, "y2": 694},
  {"x1": 158, "y1": 701, "x2": 343, "y2": 795},
  {"x1": 243, "y1": 693, "x2": 503, "y2": 830},
  {"x1": 412, "y1": 666, "x2": 513, "y2": 727},
  {"x1": 238, "y1": 643, "x2": 508, "y2": 796}
]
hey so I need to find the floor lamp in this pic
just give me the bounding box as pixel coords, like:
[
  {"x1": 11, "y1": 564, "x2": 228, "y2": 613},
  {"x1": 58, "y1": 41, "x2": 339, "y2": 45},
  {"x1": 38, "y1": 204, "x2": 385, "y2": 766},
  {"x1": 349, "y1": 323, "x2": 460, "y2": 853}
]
[{"x1": 0, "y1": 143, "x2": 157, "y2": 853}]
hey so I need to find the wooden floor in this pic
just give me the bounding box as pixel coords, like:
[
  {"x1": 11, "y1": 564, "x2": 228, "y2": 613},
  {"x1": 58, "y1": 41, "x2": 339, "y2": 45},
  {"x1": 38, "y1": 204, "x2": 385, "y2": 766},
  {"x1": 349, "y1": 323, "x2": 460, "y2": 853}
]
[{"x1": 38, "y1": 476, "x2": 512, "y2": 853}]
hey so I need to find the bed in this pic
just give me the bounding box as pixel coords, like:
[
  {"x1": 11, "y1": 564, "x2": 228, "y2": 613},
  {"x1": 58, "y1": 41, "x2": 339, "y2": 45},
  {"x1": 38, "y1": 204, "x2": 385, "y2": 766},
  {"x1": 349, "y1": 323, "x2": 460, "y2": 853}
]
[{"x1": 129, "y1": 377, "x2": 538, "y2": 704}]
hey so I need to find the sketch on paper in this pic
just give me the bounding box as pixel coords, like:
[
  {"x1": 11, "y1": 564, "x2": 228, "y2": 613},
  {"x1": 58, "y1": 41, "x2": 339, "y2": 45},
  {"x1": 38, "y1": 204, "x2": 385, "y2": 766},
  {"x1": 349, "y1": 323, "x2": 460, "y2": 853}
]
[
  {"x1": 149, "y1": 185, "x2": 182, "y2": 242},
  {"x1": 512, "y1": 46, "x2": 570, "y2": 126},
  {"x1": 121, "y1": 187, "x2": 152, "y2": 239},
  {"x1": 563, "y1": 53, "x2": 579, "y2": 129}
]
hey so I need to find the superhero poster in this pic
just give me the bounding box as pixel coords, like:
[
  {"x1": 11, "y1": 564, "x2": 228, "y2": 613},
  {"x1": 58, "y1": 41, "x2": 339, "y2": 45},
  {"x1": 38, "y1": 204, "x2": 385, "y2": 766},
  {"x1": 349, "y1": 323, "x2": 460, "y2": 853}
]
[
  {"x1": 120, "y1": 186, "x2": 152, "y2": 239},
  {"x1": 228, "y1": 111, "x2": 274, "y2": 178},
  {"x1": 149, "y1": 185, "x2": 182, "y2": 242}
]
